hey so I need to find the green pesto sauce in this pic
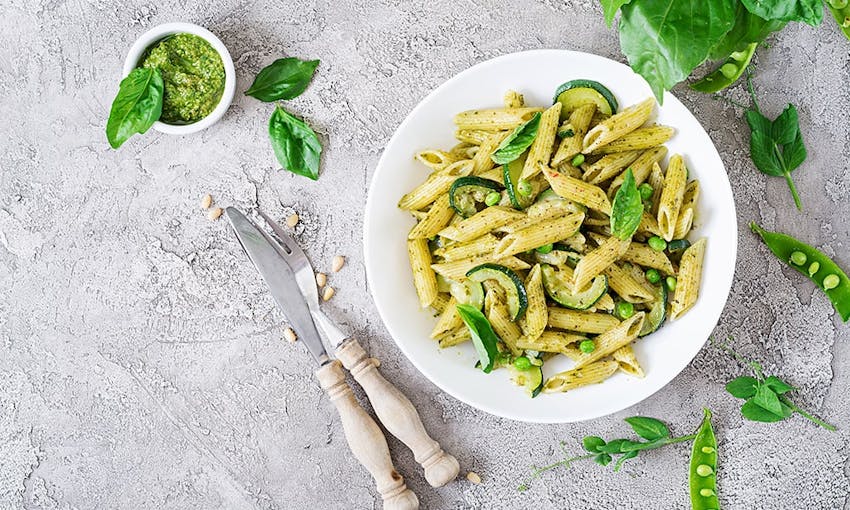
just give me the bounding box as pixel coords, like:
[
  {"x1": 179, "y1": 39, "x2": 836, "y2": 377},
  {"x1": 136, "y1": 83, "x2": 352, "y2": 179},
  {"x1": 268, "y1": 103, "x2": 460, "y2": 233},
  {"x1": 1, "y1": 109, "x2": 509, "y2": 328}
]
[{"x1": 140, "y1": 33, "x2": 225, "y2": 124}]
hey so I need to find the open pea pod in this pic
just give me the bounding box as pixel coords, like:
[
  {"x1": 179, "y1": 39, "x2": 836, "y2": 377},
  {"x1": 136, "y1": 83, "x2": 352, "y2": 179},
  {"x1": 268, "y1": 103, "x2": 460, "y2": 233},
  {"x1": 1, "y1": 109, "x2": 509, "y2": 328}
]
[
  {"x1": 828, "y1": 1, "x2": 850, "y2": 41},
  {"x1": 751, "y1": 222, "x2": 850, "y2": 322},
  {"x1": 690, "y1": 43, "x2": 757, "y2": 93}
]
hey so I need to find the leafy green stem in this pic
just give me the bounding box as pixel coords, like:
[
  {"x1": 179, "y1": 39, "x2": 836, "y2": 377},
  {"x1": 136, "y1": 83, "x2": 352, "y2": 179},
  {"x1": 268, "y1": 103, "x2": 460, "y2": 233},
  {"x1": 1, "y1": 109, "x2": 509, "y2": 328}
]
[
  {"x1": 620, "y1": 433, "x2": 697, "y2": 452},
  {"x1": 518, "y1": 452, "x2": 597, "y2": 491},
  {"x1": 783, "y1": 172, "x2": 803, "y2": 211},
  {"x1": 778, "y1": 395, "x2": 837, "y2": 431}
]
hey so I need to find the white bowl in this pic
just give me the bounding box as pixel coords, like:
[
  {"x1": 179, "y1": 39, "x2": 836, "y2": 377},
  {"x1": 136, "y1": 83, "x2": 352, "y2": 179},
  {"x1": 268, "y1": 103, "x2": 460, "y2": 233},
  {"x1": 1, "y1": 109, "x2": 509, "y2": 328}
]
[
  {"x1": 122, "y1": 22, "x2": 236, "y2": 135},
  {"x1": 364, "y1": 50, "x2": 738, "y2": 423}
]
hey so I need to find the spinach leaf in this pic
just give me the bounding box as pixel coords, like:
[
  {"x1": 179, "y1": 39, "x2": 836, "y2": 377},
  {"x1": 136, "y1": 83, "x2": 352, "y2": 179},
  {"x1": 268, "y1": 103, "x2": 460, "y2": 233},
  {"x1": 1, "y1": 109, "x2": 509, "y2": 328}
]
[
  {"x1": 600, "y1": 0, "x2": 634, "y2": 27},
  {"x1": 456, "y1": 304, "x2": 501, "y2": 373},
  {"x1": 741, "y1": 0, "x2": 823, "y2": 25},
  {"x1": 610, "y1": 168, "x2": 642, "y2": 240},
  {"x1": 709, "y1": 3, "x2": 786, "y2": 60},
  {"x1": 246, "y1": 57, "x2": 320, "y2": 102},
  {"x1": 268, "y1": 105, "x2": 322, "y2": 180},
  {"x1": 744, "y1": 84, "x2": 807, "y2": 210},
  {"x1": 490, "y1": 112, "x2": 541, "y2": 165},
  {"x1": 624, "y1": 416, "x2": 670, "y2": 441},
  {"x1": 618, "y1": 0, "x2": 737, "y2": 101},
  {"x1": 106, "y1": 67, "x2": 164, "y2": 149}
]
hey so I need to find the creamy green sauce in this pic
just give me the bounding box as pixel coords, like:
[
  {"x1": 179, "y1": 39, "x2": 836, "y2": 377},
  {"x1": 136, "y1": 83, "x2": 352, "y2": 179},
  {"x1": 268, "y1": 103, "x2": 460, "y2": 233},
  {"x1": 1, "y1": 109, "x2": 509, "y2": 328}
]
[{"x1": 140, "y1": 33, "x2": 225, "y2": 124}]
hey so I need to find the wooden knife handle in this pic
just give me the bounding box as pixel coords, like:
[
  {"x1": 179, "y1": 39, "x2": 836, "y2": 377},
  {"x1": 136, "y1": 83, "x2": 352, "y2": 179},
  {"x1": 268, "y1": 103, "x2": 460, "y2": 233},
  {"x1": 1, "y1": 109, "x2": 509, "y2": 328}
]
[
  {"x1": 315, "y1": 361, "x2": 419, "y2": 510},
  {"x1": 336, "y1": 339, "x2": 460, "y2": 488}
]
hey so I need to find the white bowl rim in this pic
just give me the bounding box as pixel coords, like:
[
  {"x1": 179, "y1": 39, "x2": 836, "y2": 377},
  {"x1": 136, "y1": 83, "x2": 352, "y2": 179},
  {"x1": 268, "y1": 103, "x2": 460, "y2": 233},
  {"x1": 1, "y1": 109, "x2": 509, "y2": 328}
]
[
  {"x1": 364, "y1": 49, "x2": 738, "y2": 423},
  {"x1": 122, "y1": 22, "x2": 236, "y2": 135}
]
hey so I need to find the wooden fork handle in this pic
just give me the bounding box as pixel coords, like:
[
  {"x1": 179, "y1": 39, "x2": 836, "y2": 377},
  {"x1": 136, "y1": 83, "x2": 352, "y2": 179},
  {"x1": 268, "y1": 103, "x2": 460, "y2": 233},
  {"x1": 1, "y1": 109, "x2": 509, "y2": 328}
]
[
  {"x1": 315, "y1": 361, "x2": 419, "y2": 510},
  {"x1": 336, "y1": 339, "x2": 460, "y2": 487}
]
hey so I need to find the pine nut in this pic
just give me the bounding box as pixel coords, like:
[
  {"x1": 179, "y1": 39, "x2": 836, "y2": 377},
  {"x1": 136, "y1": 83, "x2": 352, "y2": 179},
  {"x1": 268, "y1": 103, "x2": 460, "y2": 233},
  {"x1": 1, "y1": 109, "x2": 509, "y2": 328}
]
[
  {"x1": 286, "y1": 214, "x2": 299, "y2": 228},
  {"x1": 331, "y1": 255, "x2": 345, "y2": 272},
  {"x1": 207, "y1": 207, "x2": 223, "y2": 221},
  {"x1": 316, "y1": 272, "x2": 327, "y2": 288},
  {"x1": 322, "y1": 286, "x2": 335, "y2": 301},
  {"x1": 200, "y1": 194, "x2": 213, "y2": 209},
  {"x1": 283, "y1": 327, "x2": 297, "y2": 343},
  {"x1": 466, "y1": 471, "x2": 481, "y2": 484}
]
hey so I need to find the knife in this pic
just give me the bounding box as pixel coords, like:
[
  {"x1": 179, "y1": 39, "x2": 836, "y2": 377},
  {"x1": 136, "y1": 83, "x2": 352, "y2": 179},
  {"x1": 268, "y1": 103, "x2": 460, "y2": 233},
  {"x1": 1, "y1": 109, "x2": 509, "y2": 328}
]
[
  {"x1": 254, "y1": 209, "x2": 461, "y2": 488},
  {"x1": 226, "y1": 208, "x2": 419, "y2": 510}
]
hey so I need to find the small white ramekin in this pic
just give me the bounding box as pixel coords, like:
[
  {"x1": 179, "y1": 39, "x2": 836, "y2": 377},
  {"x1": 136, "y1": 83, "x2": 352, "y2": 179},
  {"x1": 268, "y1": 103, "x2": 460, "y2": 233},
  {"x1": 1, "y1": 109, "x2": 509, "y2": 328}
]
[{"x1": 122, "y1": 22, "x2": 236, "y2": 135}]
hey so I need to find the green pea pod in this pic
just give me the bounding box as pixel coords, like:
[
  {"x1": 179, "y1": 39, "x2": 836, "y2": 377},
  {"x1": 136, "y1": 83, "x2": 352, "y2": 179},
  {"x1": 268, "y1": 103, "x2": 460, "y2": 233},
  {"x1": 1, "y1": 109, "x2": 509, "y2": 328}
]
[
  {"x1": 690, "y1": 42, "x2": 757, "y2": 93},
  {"x1": 751, "y1": 222, "x2": 850, "y2": 322},
  {"x1": 827, "y1": 1, "x2": 850, "y2": 41},
  {"x1": 689, "y1": 409, "x2": 719, "y2": 510}
]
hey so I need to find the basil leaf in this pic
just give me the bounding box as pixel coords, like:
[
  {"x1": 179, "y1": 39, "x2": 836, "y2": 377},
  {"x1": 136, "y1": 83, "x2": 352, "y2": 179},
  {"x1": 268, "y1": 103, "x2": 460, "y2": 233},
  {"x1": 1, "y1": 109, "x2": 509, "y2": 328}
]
[
  {"x1": 624, "y1": 416, "x2": 670, "y2": 441},
  {"x1": 610, "y1": 168, "x2": 642, "y2": 240},
  {"x1": 268, "y1": 106, "x2": 322, "y2": 180},
  {"x1": 726, "y1": 376, "x2": 759, "y2": 398},
  {"x1": 741, "y1": 0, "x2": 823, "y2": 26},
  {"x1": 709, "y1": 3, "x2": 786, "y2": 60},
  {"x1": 245, "y1": 58, "x2": 320, "y2": 102},
  {"x1": 619, "y1": 0, "x2": 737, "y2": 101},
  {"x1": 613, "y1": 450, "x2": 638, "y2": 471},
  {"x1": 600, "y1": 0, "x2": 634, "y2": 27},
  {"x1": 763, "y1": 375, "x2": 795, "y2": 394},
  {"x1": 106, "y1": 67, "x2": 164, "y2": 149},
  {"x1": 740, "y1": 399, "x2": 787, "y2": 422},
  {"x1": 456, "y1": 304, "x2": 501, "y2": 373},
  {"x1": 490, "y1": 113, "x2": 541, "y2": 165},
  {"x1": 583, "y1": 436, "x2": 607, "y2": 452},
  {"x1": 752, "y1": 384, "x2": 784, "y2": 415}
]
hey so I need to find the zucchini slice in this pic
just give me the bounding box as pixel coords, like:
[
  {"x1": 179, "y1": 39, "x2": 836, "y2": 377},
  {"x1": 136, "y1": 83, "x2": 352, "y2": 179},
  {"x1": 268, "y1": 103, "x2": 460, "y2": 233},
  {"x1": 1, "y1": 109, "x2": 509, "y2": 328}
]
[
  {"x1": 667, "y1": 239, "x2": 691, "y2": 254},
  {"x1": 503, "y1": 155, "x2": 534, "y2": 209},
  {"x1": 540, "y1": 264, "x2": 608, "y2": 310},
  {"x1": 639, "y1": 284, "x2": 667, "y2": 337},
  {"x1": 509, "y1": 365, "x2": 544, "y2": 398},
  {"x1": 449, "y1": 278, "x2": 485, "y2": 310},
  {"x1": 449, "y1": 176, "x2": 503, "y2": 217},
  {"x1": 553, "y1": 79, "x2": 618, "y2": 120},
  {"x1": 466, "y1": 263, "x2": 528, "y2": 320}
]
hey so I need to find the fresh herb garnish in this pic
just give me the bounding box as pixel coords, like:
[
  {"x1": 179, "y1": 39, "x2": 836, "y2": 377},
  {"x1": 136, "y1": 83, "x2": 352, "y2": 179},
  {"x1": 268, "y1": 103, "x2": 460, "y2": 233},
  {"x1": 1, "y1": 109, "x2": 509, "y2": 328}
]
[
  {"x1": 740, "y1": 0, "x2": 823, "y2": 25},
  {"x1": 105, "y1": 67, "x2": 164, "y2": 149},
  {"x1": 518, "y1": 414, "x2": 702, "y2": 491},
  {"x1": 245, "y1": 57, "x2": 320, "y2": 102},
  {"x1": 456, "y1": 304, "x2": 501, "y2": 373},
  {"x1": 744, "y1": 75, "x2": 807, "y2": 210},
  {"x1": 268, "y1": 105, "x2": 323, "y2": 180},
  {"x1": 720, "y1": 338, "x2": 836, "y2": 431},
  {"x1": 610, "y1": 168, "x2": 642, "y2": 240},
  {"x1": 490, "y1": 112, "x2": 541, "y2": 165}
]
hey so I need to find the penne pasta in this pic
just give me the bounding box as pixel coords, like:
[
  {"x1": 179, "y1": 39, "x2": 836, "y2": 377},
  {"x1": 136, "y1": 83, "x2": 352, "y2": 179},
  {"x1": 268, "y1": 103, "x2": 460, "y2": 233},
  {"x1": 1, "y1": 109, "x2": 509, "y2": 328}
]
[
  {"x1": 517, "y1": 330, "x2": 587, "y2": 354},
  {"x1": 433, "y1": 233, "x2": 499, "y2": 261},
  {"x1": 521, "y1": 103, "x2": 562, "y2": 180},
  {"x1": 438, "y1": 325, "x2": 471, "y2": 348},
  {"x1": 398, "y1": 173, "x2": 457, "y2": 210},
  {"x1": 431, "y1": 297, "x2": 462, "y2": 339},
  {"x1": 622, "y1": 241, "x2": 676, "y2": 274},
  {"x1": 573, "y1": 312, "x2": 645, "y2": 368},
  {"x1": 657, "y1": 154, "x2": 688, "y2": 241},
  {"x1": 547, "y1": 307, "x2": 621, "y2": 334},
  {"x1": 455, "y1": 129, "x2": 492, "y2": 145},
  {"x1": 648, "y1": 161, "x2": 664, "y2": 217},
  {"x1": 431, "y1": 255, "x2": 530, "y2": 280},
  {"x1": 415, "y1": 149, "x2": 459, "y2": 171},
  {"x1": 407, "y1": 238, "x2": 438, "y2": 308},
  {"x1": 608, "y1": 146, "x2": 668, "y2": 196},
  {"x1": 582, "y1": 150, "x2": 642, "y2": 185},
  {"x1": 518, "y1": 265, "x2": 548, "y2": 342},
  {"x1": 573, "y1": 235, "x2": 631, "y2": 291},
  {"x1": 552, "y1": 104, "x2": 596, "y2": 166},
  {"x1": 541, "y1": 163, "x2": 612, "y2": 214},
  {"x1": 583, "y1": 98, "x2": 655, "y2": 153},
  {"x1": 408, "y1": 194, "x2": 455, "y2": 239},
  {"x1": 494, "y1": 212, "x2": 585, "y2": 257},
  {"x1": 486, "y1": 288, "x2": 523, "y2": 356},
  {"x1": 503, "y1": 89, "x2": 525, "y2": 109},
  {"x1": 613, "y1": 345, "x2": 644, "y2": 377},
  {"x1": 543, "y1": 360, "x2": 620, "y2": 393},
  {"x1": 454, "y1": 107, "x2": 544, "y2": 131},
  {"x1": 673, "y1": 180, "x2": 700, "y2": 240},
  {"x1": 603, "y1": 262, "x2": 655, "y2": 303},
  {"x1": 430, "y1": 292, "x2": 451, "y2": 314},
  {"x1": 590, "y1": 125, "x2": 675, "y2": 155},
  {"x1": 439, "y1": 206, "x2": 525, "y2": 242},
  {"x1": 670, "y1": 238, "x2": 707, "y2": 320},
  {"x1": 472, "y1": 132, "x2": 509, "y2": 175}
]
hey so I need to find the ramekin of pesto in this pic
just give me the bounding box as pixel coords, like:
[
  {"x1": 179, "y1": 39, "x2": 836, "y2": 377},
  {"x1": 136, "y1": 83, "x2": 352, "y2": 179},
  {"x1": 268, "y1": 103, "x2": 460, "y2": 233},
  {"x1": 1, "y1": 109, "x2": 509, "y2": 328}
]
[{"x1": 139, "y1": 33, "x2": 226, "y2": 125}]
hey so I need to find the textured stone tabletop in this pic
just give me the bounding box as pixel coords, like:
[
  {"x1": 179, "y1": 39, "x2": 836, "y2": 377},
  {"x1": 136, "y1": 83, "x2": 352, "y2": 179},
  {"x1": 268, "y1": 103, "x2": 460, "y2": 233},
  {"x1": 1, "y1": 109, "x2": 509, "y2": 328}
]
[{"x1": 2, "y1": 1, "x2": 849, "y2": 508}]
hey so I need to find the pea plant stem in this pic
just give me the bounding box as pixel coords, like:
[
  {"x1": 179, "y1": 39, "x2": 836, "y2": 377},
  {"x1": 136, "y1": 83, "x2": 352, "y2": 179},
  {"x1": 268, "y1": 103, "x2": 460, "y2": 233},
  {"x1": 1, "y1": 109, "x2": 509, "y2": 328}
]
[
  {"x1": 783, "y1": 172, "x2": 803, "y2": 211},
  {"x1": 779, "y1": 395, "x2": 837, "y2": 431}
]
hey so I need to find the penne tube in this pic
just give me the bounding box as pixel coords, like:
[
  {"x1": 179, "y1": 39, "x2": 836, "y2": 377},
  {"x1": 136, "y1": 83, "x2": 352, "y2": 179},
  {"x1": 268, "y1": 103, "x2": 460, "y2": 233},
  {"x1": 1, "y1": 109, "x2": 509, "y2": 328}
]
[
  {"x1": 431, "y1": 255, "x2": 530, "y2": 280},
  {"x1": 543, "y1": 360, "x2": 620, "y2": 393},
  {"x1": 408, "y1": 194, "x2": 455, "y2": 239},
  {"x1": 583, "y1": 98, "x2": 655, "y2": 153},
  {"x1": 454, "y1": 107, "x2": 544, "y2": 131},
  {"x1": 657, "y1": 154, "x2": 688, "y2": 241},
  {"x1": 582, "y1": 150, "x2": 642, "y2": 185},
  {"x1": 518, "y1": 265, "x2": 548, "y2": 342},
  {"x1": 613, "y1": 345, "x2": 644, "y2": 377},
  {"x1": 590, "y1": 125, "x2": 675, "y2": 155},
  {"x1": 521, "y1": 103, "x2": 562, "y2": 180},
  {"x1": 430, "y1": 297, "x2": 462, "y2": 339},
  {"x1": 541, "y1": 162, "x2": 612, "y2": 214},
  {"x1": 517, "y1": 330, "x2": 588, "y2": 354},
  {"x1": 552, "y1": 104, "x2": 596, "y2": 166},
  {"x1": 407, "y1": 238, "x2": 438, "y2": 308},
  {"x1": 572, "y1": 235, "x2": 631, "y2": 291},
  {"x1": 670, "y1": 238, "x2": 707, "y2": 320},
  {"x1": 398, "y1": 173, "x2": 457, "y2": 211},
  {"x1": 439, "y1": 206, "x2": 525, "y2": 242},
  {"x1": 608, "y1": 146, "x2": 668, "y2": 196},
  {"x1": 603, "y1": 263, "x2": 655, "y2": 303},
  {"x1": 415, "y1": 149, "x2": 459, "y2": 171},
  {"x1": 433, "y1": 233, "x2": 499, "y2": 261},
  {"x1": 573, "y1": 312, "x2": 645, "y2": 368},
  {"x1": 673, "y1": 180, "x2": 700, "y2": 240},
  {"x1": 547, "y1": 307, "x2": 621, "y2": 334},
  {"x1": 494, "y1": 212, "x2": 585, "y2": 257}
]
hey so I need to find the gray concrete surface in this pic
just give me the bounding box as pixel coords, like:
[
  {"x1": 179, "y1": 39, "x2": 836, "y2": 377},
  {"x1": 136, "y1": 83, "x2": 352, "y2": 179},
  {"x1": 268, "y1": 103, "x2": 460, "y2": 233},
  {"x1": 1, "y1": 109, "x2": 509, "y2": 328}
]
[{"x1": 2, "y1": 0, "x2": 849, "y2": 508}]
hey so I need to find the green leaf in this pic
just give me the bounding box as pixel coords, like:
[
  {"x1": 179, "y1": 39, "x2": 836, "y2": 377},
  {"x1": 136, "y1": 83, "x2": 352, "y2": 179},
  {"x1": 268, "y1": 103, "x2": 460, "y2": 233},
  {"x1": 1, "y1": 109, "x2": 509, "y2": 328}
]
[
  {"x1": 583, "y1": 436, "x2": 607, "y2": 452},
  {"x1": 709, "y1": 3, "x2": 786, "y2": 60},
  {"x1": 763, "y1": 375, "x2": 795, "y2": 394},
  {"x1": 741, "y1": 399, "x2": 789, "y2": 422},
  {"x1": 245, "y1": 57, "x2": 320, "y2": 102},
  {"x1": 268, "y1": 105, "x2": 323, "y2": 180},
  {"x1": 741, "y1": 0, "x2": 823, "y2": 26},
  {"x1": 600, "y1": 0, "x2": 634, "y2": 27},
  {"x1": 783, "y1": 130, "x2": 807, "y2": 170},
  {"x1": 490, "y1": 113, "x2": 541, "y2": 165},
  {"x1": 594, "y1": 453, "x2": 613, "y2": 466},
  {"x1": 748, "y1": 130, "x2": 784, "y2": 176},
  {"x1": 752, "y1": 384, "x2": 784, "y2": 415},
  {"x1": 618, "y1": 0, "x2": 737, "y2": 101},
  {"x1": 745, "y1": 108, "x2": 773, "y2": 135},
  {"x1": 610, "y1": 169, "x2": 642, "y2": 240},
  {"x1": 772, "y1": 104, "x2": 800, "y2": 145},
  {"x1": 597, "y1": 438, "x2": 630, "y2": 454},
  {"x1": 456, "y1": 304, "x2": 502, "y2": 373},
  {"x1": 624, "y1": 416, "x2": 670, "y2": 441},
  {"x1": 613, "y1": 450, "x2": 638, "y2": 471},
  {"x1": 105, "y1": 67, "x2": 164, "y2": 149},
  {"x1": 726, "y1": 376, "x2": 759, "y2": 399}
]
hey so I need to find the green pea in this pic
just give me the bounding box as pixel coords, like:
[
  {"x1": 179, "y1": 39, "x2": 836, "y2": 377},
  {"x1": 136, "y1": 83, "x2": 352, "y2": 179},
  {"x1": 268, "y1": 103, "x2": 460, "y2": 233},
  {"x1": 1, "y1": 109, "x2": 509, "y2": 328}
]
[
  {"x1": 824, "y1": 274, "x2": 840, "y2": 290},
  {"x1": 535, "y1": 243, "x2": 554, "y2": 254},
  {"x1": 790, "y1": 251, "x2": 807, "y2": 266},
  {"x1": 699, "y1": 488, "x2": 716, "y2": 497},
  {"x1": 808, "y1": 261, "x2": 820, "y2": 276},
  {"x1": 638, "y1": 183, "x2": 654, "y2": 201},
  {"x1": 666, "y1": 276, "x2": 678, "y2": 292},
  {"x1": 830, "y1": 0, "x2": 848, "y2": 8},
  {"x1": 517, "y1": 179, "x2": 533, "y2": 196},
  {"x1": 571, "y1": 154, "x2": 585, "y2": 166},
  {"x1": 701, "y1": 446, "x2": 715, "y2": 454},
  {"x1": 696, "y1": 464, "x2": 713, "y2": 477},
  {"x1": 615, "y1": 301, "x2": 635, "y2": 319},
  {"x1": 513, "y1": 356, "x2": 532, "y2": 371},
  {"x1": 579, "y1": 340, "x2": 596, "y2": 354},
  {"x1": 648, "y1": 236, "x2": 667, "y2": 251},
  {"x1": 484, "y1": 191, "x2": 501, "y2": 206},
  {"x1": 720, "y1": 63, "x2": 738, "y2": 79},
  {"x1": 645, "y1": 268, "x2": 661, "y2": 284}
]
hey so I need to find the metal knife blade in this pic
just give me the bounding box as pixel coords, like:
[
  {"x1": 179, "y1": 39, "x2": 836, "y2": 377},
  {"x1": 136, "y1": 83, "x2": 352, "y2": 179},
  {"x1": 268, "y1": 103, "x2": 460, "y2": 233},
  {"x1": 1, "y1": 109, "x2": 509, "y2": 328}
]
[{"x1": 225, "y1": 207, "x2": 330, "y2": 366}]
